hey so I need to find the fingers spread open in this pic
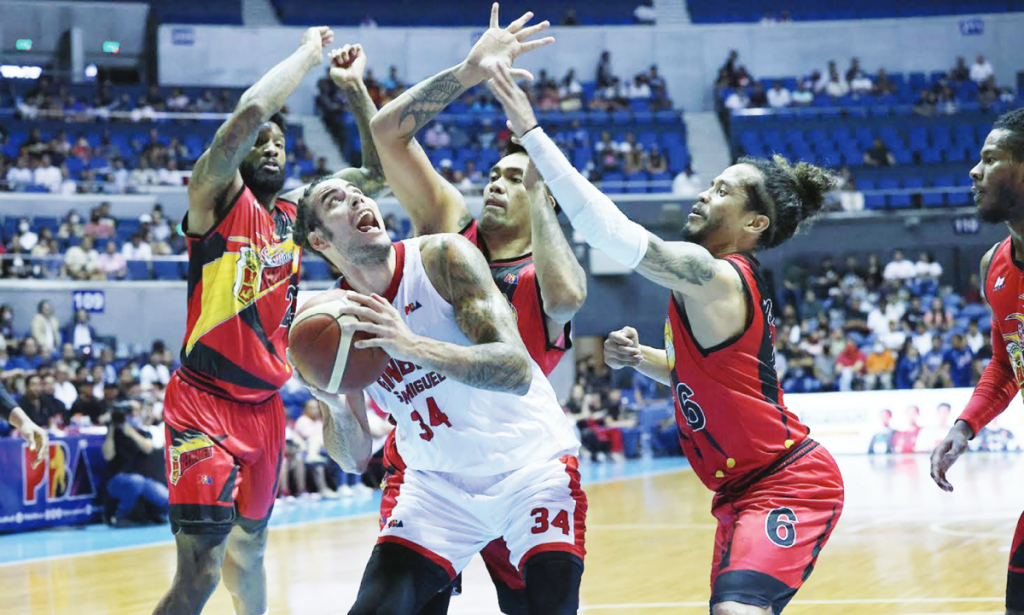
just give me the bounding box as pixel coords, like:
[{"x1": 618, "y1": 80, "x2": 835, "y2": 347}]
[{"x1": 489, "y1": 2, "x2": 500, "y2": 29}]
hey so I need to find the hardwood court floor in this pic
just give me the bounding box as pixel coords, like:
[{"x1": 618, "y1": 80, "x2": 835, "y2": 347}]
[{"x1": 2, "y1": 453, "x2": 1021, "y2": 614}]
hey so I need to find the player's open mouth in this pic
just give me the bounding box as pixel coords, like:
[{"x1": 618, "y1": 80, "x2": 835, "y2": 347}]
[
  {"x1": 261, "y1": 161, "x2": 280, "y2": 172},
  {"x1": 484, "y1": 198, "x2": 506, "y2": 210},
  {"x1": 355, "y1": 210, "x2": 380, "y2": 233},
  {"x1": 689, "y1": 205, "x2": 705, "y2": 219}
]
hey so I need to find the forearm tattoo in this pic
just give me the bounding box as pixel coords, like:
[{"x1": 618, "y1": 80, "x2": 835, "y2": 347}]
[{"x1": 396, "y1": 69, "x2": 466, "y2": 138}]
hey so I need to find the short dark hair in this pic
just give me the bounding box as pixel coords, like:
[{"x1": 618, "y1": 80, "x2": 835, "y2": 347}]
[
  {"x1": 737, "y1": 154, "x2": 836, "y2": 249},
  {"x1": 268, "y1": 112, "x2": 287, "y2": 134},
  {"x1": 993, "y1": 108, "x2": 1024, "y2": 162},
  {"x1": 294, "y1": 175, "x2": 334, "y2": 255}
]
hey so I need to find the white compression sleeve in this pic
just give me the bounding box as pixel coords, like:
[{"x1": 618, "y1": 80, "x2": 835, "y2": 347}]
[{"x1": 519, "y1": 128, "x2": 650, "y2": 269}]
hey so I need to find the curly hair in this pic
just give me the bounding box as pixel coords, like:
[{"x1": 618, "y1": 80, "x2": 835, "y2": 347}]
[
  {"x1": 993, "y1": 107, "x2": 1024, "y2": 162},
  {"x1": 737, "y1": 154, "x2": 836, "y2": 249}
]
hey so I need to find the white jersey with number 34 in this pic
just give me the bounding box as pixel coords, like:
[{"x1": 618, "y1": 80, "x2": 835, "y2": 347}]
[{"x1": 360, "y1": 237, "x2": 580, "y2": 476}]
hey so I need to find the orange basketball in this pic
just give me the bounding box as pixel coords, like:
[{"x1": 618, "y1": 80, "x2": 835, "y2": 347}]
[{"x1": 288, "y1": 288, "x2": 390, "y2": 394}]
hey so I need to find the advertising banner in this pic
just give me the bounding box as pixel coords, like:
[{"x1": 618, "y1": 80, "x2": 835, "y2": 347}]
[
  {"x1": 787, "y1": 388, "x2": 1023, "y2": 455},
  {"x1": 0, "y1": 434, "x2": 107, "y2": 532}
]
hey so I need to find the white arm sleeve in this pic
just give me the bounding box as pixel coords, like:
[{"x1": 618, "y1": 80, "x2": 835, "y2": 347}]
[{"x1": 519, "y1": 128, "x2": 649, "y2": 269}]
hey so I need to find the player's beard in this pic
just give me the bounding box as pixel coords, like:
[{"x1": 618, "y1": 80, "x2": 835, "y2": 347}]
[
  {"x1": 239, "y1": 159, "x2": 286, "y2": 197},
  {"x1": 977, "y1": 180, "x2": 1024, "y2": 224},
  {"x1": 681, "y1": 213, "x2": 722, "y2": 247}
]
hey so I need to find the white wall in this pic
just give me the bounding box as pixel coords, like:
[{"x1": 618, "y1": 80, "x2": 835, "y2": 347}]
[{"x1": 158, "y1": 13, "x2": 1024, "y2": 114}]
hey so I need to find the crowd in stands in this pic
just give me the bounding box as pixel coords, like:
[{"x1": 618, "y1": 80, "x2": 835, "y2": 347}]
[
  {"x1": 0, "y1": 203, "x2": 186, "y2": 281},
  {"x1": 717, "y1": 51, "x2": 1017, "y2": 112},
  {"x1": 774, "y1": 250, "x2": 992, "y2": 393},
  {"x1": 319, "y1": 50, "x2": 681, "y2": 191},
  {"x1": 0, "y1": 78, "x2": 326, "y2": 194}
]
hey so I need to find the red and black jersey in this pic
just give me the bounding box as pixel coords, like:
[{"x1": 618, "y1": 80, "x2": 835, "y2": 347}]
[
  {"x1": 460, "y1": 220, "x2": 571, "y2": 376},
  {"x1": 665, "y1": 253, "x2": 810, "y2": 492},
  {"x1": 959, "y1": 238, "x2": 1023, "y2": 435},
  {"x1": 177, "y1": 186, "x2": 302, "y2": 403}
]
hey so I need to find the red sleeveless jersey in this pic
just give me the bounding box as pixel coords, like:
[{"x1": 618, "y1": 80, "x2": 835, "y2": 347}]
[
  {"x1": 665, "y1": 253, "x2": 809, "y2": 492},
  {"x1": 959, "y1": 238, "x2": 1023, "y2": 435},
  {"x1": 461, "y1": 220, "x2": 571, "y2": 376},
  {"x1": 177, "y1": 186, "x2": 302, "y2": 403}
]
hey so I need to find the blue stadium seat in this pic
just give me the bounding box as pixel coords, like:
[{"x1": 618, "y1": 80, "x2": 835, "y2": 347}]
[
  {"x1": 126, "y1": 260, "x2": 150, "y2": 281},
  {"x1": 303, "y1": 259, "x2": 330, "y2": 280},
  {"x1": 883, "y1": 178, "x2": 910, "y2": 208},
  {"x1": 861, "y1": 179, "x2": 885, "y2": 210},
  {"x1": 152, "y1": 260, "x2": 184, "y2": 281},
  {"x1": 602, "y1": 172, "x2": 625, "y2": 193},
  {"x1": 649, "y1": 172, "x2": 672, "y2": 193},
  {"x1": 925, "y1": 176, "x2": 953, "y2": 207},
  {"x1": 626, "y1": 172, "x2": 649, "y2": 194}
]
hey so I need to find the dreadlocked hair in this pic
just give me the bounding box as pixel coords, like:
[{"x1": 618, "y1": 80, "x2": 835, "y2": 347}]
[
  {"x1": 738, "y1": 154, "x2": 836, "y2": 249},
  {"x1": 293, "y1": 175, "x2": 333, "y2": 255},
  {"x1": 993, "y1": 107, "x2": 1024, "y2": 162}
]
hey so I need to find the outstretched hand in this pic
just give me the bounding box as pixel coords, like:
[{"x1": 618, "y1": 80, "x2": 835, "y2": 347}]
[
  {"x1": 487, "y1": 62, "x2": 539, "y2": 138},
  {"x1": 463, "y1": 2, "x2": 554, "y2": 86}
]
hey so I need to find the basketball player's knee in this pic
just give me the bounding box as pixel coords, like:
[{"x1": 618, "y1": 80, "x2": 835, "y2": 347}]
[
  {"x1": 523, "y1": 551, "x2": 583, "y2": 614},
  {"x1": 226, "y1": 527, "x2": 268, "y2": 570},
  {"x1": 712, "y1": 602, "x2": 773, "y2": 615}
]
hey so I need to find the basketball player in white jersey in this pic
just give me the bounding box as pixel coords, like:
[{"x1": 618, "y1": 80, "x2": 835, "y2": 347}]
[{"x1": 292, "y1": 177, "x2": 587, "y2": 614}]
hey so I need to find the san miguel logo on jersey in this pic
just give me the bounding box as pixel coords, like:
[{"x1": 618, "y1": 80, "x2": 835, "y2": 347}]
[
  {"x1": 1003, "y1": 308, "x2": 1024, "y2": 395},
  {"x1": 233, "y1": 239, "x2": 297, "y2": 306},
  {"x1": 169, "y1": 430, "x2": 216, "y2": 485},
  {"x1": 664, "y1": 319, "x2": 676, "y2": 370},
  {"x1": 375, "y1": 358, "x2": 447, "y2": 405}
]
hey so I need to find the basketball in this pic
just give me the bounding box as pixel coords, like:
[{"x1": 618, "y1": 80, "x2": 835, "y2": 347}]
[{"x1": 288, "y1": 288, "x2": 390, "y2": 394}]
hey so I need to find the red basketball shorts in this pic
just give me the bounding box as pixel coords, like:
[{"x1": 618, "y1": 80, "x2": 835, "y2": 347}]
[
  {"x1": 709, "y1": 440, "x2": 844, "y2": 614},
  {"x1": 163, "y1": 375, "x2": 286, "y2": 535}
]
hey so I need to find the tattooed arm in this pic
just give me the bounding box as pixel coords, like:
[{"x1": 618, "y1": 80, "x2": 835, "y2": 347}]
[
  {"x1": 637, "y1": 235, "x2": 744, "y2": 303},
  {"x1": 279, "y1": 44, "x2": 387, "y2": 203},
  {"x1": 188, "y1": 27, "x2": 332, "y2": 236},
  {"x1": 339, "y1": 234, "x2": 533, "y2": 395},
  {"x1": 369, "y1": 4, "x2": 552, "y2": 236},
  {"x1": 368, "y1": 66, "x2": 473, "y2": 236},
  {"x1": 320, "y1": 393, "x2": 373, "y2": 474},
  {"x1": 417, "y1": 234, "x2": 533, "y2": 394}
]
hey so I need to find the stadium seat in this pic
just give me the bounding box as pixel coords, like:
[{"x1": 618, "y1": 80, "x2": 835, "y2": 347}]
[
  {"x1": 152, "y1": 260, "x2": 184, "y2": 281},
  {"x1": 126, "y1": 261, "x2": 151, "y2": 281}
]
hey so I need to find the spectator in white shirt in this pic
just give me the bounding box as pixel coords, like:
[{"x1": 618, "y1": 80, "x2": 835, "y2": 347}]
[
  {"x1": 883, "y1": 250, "x2": 917, "y2": 280},
  {"x1": 825, "y1": 73, "x2": 850, "y2": 98},
  {"x1": 33, "y1": 155, "x2": 62, "y2": 192},
  {"x1": 724, "y1": 89, "x2": 749, "y2": 111},
  {"x1": 140, "y1": 349, "x2": 172, "y2": 389},
  {"x1": 157, "y1": 159, "x2": 184, "y2": 186},
  {"x1": 849, "y1": 71, "x2": 873, "y2": 94},
  {"x1": 767, "y1": 81, "x2": 792, "y2": 108},
  {"x1": 965, "y1": 321, "x2": 985, "y2": 354},
  {"x1": 53, "y1": 362, "x2": 78, "y2": 411},
  {"x1": 121, "y1": 233, "x2": 153, "y2": 261},
  {"x1": 16, "y1": 218, "x2": 39, "y2": 252},
  {"x1": 970, "y1": 55, "x2": 994, "y2": 85},
  {"x1": 791, "y1": 81, "x2": 814, "y2": 106},
  {"x1": 166, "y1": 88, "x2": 190, "y2": 111},
  {"x1": 628, "y1": 75, "x2": 652, "y2": 100},
  {"x1": 58, "y1": 164, "x2": 78, "y2": 195},
  {"x1": 64, "y1": 236, "x2": 101, "y2": 280},
  {"x1": 883, "y1": 320, "x2": 908, "y2": 351},
  {"x1": 915, "y1": 252, "x2": 943, "y2": 279},
  {"x1": 128, "y1": 158, "x2": 159, "y2": 189},
  {"x1": 867, "y1": 299, "x2": 893, "y2": 339},
  {"x1": 633, "y1": 0, "x2": 656, "y2": 23},
  {"x1": 110, "y1": 158, "x2": 129, "y2": 193},
  {"x1": 6, "y1": 155, "x2": 34, "y2": 188},
  {"x1": 672, "y1": 165, "x2": 703, "y2": 198}
]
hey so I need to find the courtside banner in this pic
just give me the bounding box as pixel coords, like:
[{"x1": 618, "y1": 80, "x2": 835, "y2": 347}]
[
  {"x1": 0, "y1": 434, "x2": 107, "y2": 532},
  {"x1": 787, "y1": 388, "x2": 1023, "y2": 455}
]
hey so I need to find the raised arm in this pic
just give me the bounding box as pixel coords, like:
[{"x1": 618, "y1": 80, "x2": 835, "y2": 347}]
[
  {"x1": 321, "y1": 393, "x2": 373, "y2": 473},
  {"x1": 188, "y1": 26, "x2": 333, "y2": 236},
  {"x1": 489, "y1": 63, "x2": 742, "y2": 304},
  {"x1": 525, "y1": 163, "x2": 587, "y2": 326},
  {"x1": 369, "y1": 3, "x2": 552, "y2": 236},
  {"x1": 340, "y1": 234, "x2": 533, "y2": 395},
  {"x1": 279, "y1": 44, "x2": 387, "y2": 203}
]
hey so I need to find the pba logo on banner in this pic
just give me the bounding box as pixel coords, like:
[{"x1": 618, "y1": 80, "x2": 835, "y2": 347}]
[{"x1": 22, "y1": 440, "x2": 97, "y2": 505}]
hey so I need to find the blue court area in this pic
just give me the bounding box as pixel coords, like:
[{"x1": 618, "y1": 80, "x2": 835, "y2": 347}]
[{"x1": 0, "y1": 457, "x2": 689, "y2": 566}]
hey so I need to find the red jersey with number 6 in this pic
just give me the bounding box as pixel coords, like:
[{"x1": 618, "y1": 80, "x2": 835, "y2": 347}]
[
  {"x1": 665, "y1": 253, "x2": 809, "y2": 492},
  {"x1": 176, "y1": 187, "x2": 301, "y2": 404}
]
